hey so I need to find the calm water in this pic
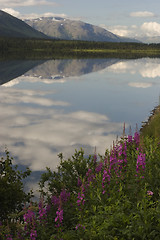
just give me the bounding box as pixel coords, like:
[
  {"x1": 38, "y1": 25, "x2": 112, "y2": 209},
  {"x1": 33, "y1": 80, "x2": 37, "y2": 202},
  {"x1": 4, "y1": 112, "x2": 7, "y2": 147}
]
[{"x1": 0, "y1": 58, "x2": 160, "y2": 193}]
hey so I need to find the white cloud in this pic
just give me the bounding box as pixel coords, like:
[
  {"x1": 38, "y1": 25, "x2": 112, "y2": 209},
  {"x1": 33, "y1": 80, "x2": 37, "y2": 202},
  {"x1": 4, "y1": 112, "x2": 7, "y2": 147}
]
[
  {"x1": 107, "y1": 61, "x2": 135, "y2": 73},
  {"x1": 2, "y1": 7, "x2": 67, "y2": 20},
  {"x1": 0, "y1": 86, "x2": 123, "y2": 171},
  {"x1": 69, "y1": 111, "x2": 109, "y2": 123},
  {"x1": 22, "y1": 12, "x2": 67, "y2": 20},
  {"x1": 0, "y1": 65, "x2": 128, "y2": 172},
  {"x1": 102, "y1": 24, "x2": 138, "y2": 38},
  {"x1": 100, "y1": 58, "x2": 160, "y2": 89},
  {"x1": 103, "y1": 21, "x2": 160, "y2": 39},
  {"x1": 0, "y1": 0, "x2": 57, "y2": 7},
  {"x1": 2, "y1": 8, "x2": 20, "y2": 17},
  {"x1": 3, "y1": 78, "x2": 21, "y2": 87},
  {"x1": 130, "y1": 11, "x2": 155, "y2": 18},
  {"x1": 139, "y1": 61, "x2": 160, "y2": 78},
  {"x1": 3, "y1": 75, "x2": 67, "y2": 87},
  {"x1": 141, "y1": 22, "x2": 160, "y2": 37},
  {"x1": 128, "y1": 82, "x2": 152, "y2": 88},
  {"x1": 109, "y1": 25, "x2": 131, "y2": 37},
  {"x1": 108, "y1": 62, "x2": 129, "y2": 73},
  {"x1": 0, "y1": 87, "x2": 69, "y2": 107},
  {"x1": 93, "y1": 58, "x2": 160, "y2": 89}
]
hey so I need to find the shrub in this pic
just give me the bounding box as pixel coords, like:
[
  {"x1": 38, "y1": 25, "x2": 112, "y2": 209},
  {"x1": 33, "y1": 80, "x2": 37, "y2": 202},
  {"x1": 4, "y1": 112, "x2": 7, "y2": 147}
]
[{"x1": 0, "y1": 149, "x2": 32, "y2": 222}]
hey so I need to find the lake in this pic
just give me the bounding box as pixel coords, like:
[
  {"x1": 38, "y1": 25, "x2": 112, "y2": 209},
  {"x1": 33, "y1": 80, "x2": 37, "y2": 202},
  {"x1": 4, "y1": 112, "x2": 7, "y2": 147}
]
[{"x1": 0, "y1": 57, "x2": 160, "y2": 194}]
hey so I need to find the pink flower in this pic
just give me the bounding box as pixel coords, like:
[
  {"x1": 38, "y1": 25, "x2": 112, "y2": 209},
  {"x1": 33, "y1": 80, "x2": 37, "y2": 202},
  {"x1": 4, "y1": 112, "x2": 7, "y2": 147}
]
[
  {"x1": 147, "y1": 191, "x2": 153, "y2": 196},
  {"x1": 24, "y1": 209, "x2": 35, "y2": 224},
  {"x1": 136, "y1": 151, "x2": 146, "y2": 174},
  {"x1": 95, "y1": 162, "x2": 103, "y2": 173},
  {"x1": 77, "y1": 177, "x2": 82, "y2": 186},
  {"x1": 128, "y1": 135, "x2": 132, "y2": 143},
  {"x1": 51, "y1": 195, "x2": 60, "y2": 206},
  {"x1": 38, "y1": 200, "x2": 47, "y2": 223},
  {"x1": 6, "y1": 234, "x2": 13, "y2": 240},
  {"x1": 134, "y1": 132, "x2": 140, "y2": 145},
  {"x1": 30, "y1": 229, "x2": 37, "y2": 240},
  {"x1": 102, "y1": 169, "x2": 111, "y2": 191},
  {"x1": 75, "y1": 224, "x2": 85, "y2": 230},
  {"x1": 60, "y1": 189, "x2": 70, "y2": 202},
  {"x1": 77, "y1": 192, "x2": 85, "y2": 206},
  {"x1": 86, "y1": 168, "x2": 95, "y2": 184},
  {"x1": 55, "y1": 207, "x2": 63, "y2": 227}
]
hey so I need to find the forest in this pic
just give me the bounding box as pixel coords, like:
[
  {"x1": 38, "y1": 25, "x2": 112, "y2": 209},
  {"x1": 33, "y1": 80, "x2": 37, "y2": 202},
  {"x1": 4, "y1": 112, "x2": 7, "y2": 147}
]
[{"x1": 1, "y1": 37, "x2": 160, "y2": 59}]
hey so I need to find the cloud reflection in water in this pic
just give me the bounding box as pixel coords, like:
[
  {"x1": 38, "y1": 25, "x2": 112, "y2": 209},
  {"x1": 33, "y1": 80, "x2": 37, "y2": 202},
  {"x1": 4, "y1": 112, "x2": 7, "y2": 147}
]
[
  {"x1": 0, "y1": 86, "x2": 123, "y2": 172},
  {"x1": 1, "y1": 57, "x2": 160, "y2": 175}
]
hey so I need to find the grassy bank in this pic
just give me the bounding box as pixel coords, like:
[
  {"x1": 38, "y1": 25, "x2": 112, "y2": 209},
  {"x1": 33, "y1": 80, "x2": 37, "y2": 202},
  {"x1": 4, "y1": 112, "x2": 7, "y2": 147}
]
[{"x1": 140, "y1": 105, "x2": 160, "y2": 139}]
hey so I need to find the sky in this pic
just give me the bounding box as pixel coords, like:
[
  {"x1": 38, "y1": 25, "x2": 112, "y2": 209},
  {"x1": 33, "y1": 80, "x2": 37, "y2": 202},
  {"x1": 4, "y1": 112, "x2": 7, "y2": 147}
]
[{"x1": 1, "y1": 0, "x2": 160, "y2": 39}]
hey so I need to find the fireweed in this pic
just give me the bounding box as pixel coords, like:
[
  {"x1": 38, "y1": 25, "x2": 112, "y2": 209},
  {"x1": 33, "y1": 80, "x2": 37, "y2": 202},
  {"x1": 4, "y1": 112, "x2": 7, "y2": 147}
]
[
  {"x1": 38, "y1": 198, "x2": 47, "y2": 225},
  {"x1": 1, "y1": 131, "x2": 160, "y2": 239},
  {"x1": 23, "y1": 207, "x2": 37, "y2": 240}
]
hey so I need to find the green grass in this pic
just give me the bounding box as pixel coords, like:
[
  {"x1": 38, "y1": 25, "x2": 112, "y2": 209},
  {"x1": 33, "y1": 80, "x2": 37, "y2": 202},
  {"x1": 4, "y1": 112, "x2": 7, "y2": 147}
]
[{"x1": 141, "y1": 106, "x2": 160, "y2": 139}]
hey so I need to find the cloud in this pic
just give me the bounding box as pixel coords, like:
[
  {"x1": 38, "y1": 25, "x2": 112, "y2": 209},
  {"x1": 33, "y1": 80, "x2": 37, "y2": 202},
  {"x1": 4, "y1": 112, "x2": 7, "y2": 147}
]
[
  {"x1": 128, "y1": 82, "x2": 152, "y2": 88},
  {"x1": 141, "y1": 22, "x2": 160, "y2": 37},
  {"x1": 139, "y1": 60, "x2": 160, "y2": 78},
  {"x1": 104, "y1": 21, "x2": 160, "y2": 39},
  {"x1": 1, "y1": 8, "x2": 20, "y2": 17},
  {"x1": 0, "y1": 87, "x2": 69, "y2": 107},
  {"x1": 69, "y1": 111, "x2": 109, "y2": 124},
  {"x1": 107, "y1": 61, "x2": 135, "y2": 73},
  {"x1": 0, "y1": 62, "x2": 131, "y2": 173},
  {"x1": 0, "y1": 0, "x2": 57, "y2": 7},
  {"x1": 22, "y1": 12, "x2": 67, "y2": 20},
  {"x1": 107, "y1": 62, "x2": 129, "y2": 73},
  {"x1": 130, "y1": 11, "x2": 155, "y2": 17},
  {"x1": 3, "y1": 75, "x2": 67, "y2": 87},
  {"x1": 0, "y1": 86, "x2": 123, "y2": 171},
  {"x1": 2, "y1": 7, "x2": 67, "y2": 20},
  {"x1": 102, "y1": 24, "x2": 138, "y2": 37},
  {"x1": 108, "y1": 25, "x2": 131, "y2": 37},
  {"x1": 106, "y1": 58, "x2": 160, "y2": 81}
]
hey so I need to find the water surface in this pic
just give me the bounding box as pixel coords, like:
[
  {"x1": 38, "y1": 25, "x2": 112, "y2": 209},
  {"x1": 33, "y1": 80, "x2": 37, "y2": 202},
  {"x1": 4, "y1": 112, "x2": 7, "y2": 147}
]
[{"x1": 0, "y1": 58, "x2": 160, "y2": 193}]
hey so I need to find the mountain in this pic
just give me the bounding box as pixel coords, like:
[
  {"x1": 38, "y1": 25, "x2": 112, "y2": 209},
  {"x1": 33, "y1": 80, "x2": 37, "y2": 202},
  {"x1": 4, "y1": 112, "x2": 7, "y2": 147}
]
[
  {"x1": 0, "y1": 60, "x2": 46, "y2": 85},
  {"x1": 0, "y1": 10, "x2": 49, "y2": 39},
  {"x1": 138, "y1": 36, "x2": 160, "y2": 44},
  {"x1": 1, "y1": 59, "x2": 120, "y2": 86},
  {"x1": 25, "y1": 17, "x2": 139, "y2": 42},
  {"x1": 25, "y1": 58, "x2": 120, "y2": 80}
]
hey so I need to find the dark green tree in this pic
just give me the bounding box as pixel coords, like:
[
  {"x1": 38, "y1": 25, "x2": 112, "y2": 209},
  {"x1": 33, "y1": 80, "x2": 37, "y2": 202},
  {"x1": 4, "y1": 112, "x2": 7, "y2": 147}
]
[{"x1": 0, "y1": 149, "x2": 32, "y2": 222}]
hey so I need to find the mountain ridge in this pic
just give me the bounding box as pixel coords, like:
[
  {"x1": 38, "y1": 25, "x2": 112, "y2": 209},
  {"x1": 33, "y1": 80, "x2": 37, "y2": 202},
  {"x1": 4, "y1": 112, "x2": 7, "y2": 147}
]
[
  {"x1": 25, "y1": 17, "x2": 139, "y2": 43},
  {"x1": 0, "y1": 10, "x2": 140, "y2": 42},
  {"x1": 0, "y1": 10, "x2": 49, "y2": 39}
]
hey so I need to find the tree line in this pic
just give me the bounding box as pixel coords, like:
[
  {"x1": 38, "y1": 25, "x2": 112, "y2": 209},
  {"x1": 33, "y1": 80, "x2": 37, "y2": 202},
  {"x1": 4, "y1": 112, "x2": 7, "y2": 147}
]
[{"x1": 1, "y1": 37, "x2": 160, "y2": 59}]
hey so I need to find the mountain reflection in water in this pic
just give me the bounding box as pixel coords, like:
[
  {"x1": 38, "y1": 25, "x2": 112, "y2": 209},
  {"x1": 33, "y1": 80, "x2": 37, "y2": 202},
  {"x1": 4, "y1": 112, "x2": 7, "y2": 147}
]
[
  {"x1": 0, "y1": 60, "x2": 45, "y2": 85},
  {"x1": 0, "y1": 58, "x2": 160, "y2": 195}
]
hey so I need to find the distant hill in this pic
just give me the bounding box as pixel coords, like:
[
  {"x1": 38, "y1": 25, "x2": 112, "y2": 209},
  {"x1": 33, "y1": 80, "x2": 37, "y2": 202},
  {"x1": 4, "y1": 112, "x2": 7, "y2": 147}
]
[
  {"x1": 138, "y1": 36, "x2": 160, "y2": 44},
  {"x1": 0, "y1": 10, "x2": 49, "y2": 39},
  {"x1": 25, "y1": 17, "x2": 139, "y2": 43}
]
